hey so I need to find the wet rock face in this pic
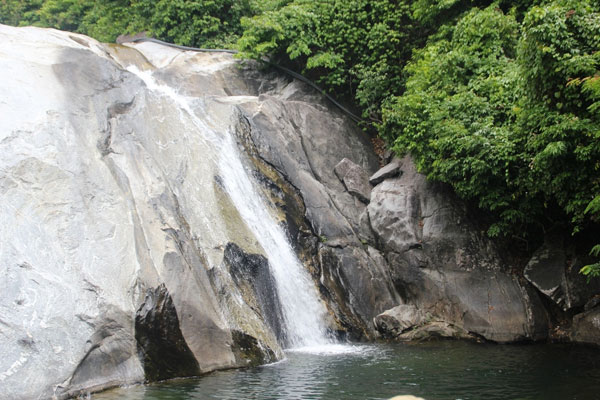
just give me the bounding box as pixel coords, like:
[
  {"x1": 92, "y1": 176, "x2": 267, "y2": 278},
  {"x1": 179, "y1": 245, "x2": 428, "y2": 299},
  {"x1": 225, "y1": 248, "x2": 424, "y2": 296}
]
[
  {"x1": 230, "y1": 330, "x2": 277, "y2": 366},
  {"x1": 233, "y1": 78, "x2": 402, "y2": 339},
  {"x1": 224, "y1": 243, "x2": 287, "y2": 345},
  {"x1": 135, "y1": 285, "x2": 200, "y2": 382},
  {"x1": 237, "y1": 90, "x2": 379, "y2": 247},
  {"x1": 317, "y1": 245, "x2": 400, "y2": 338},
  {"x1": 0, "y1": 25, "x2": 287, "y2": 399}
]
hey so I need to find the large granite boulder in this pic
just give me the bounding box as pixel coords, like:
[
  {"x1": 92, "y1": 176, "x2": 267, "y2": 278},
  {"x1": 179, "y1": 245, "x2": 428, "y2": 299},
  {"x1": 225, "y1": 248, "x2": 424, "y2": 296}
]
[
  {"x1": 373, "y1": 304, "x2": 427, "y2": 337},
  {"x1": 334, "y1": 157, "x2": 372, "y2": 204},
  {"x1": 230, "y1": 75, "x2": 402, "y2": 338},
  {"x1": 524, "y1": 234, "x2": 600, "y2": 312},
  {"x1": 571, "y1": 307, "x2": 600, "y2": 345},
  {"x1": 0, "y1": 25, "x2": 291, "y2": 399},
  {"x1": 366, "y1": 157, "x2": 549, "y2": 342}
]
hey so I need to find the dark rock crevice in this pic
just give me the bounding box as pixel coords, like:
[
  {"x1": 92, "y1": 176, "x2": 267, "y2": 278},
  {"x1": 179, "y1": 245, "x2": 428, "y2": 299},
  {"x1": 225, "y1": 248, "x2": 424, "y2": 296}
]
[{"x1": 135, "y1": 284, "x2": 200, "y2": 382}]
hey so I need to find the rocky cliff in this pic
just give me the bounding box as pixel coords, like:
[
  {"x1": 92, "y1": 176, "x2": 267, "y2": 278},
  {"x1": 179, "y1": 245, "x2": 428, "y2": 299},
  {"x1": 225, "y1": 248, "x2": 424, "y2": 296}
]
[{"x1": 1, "y1": 24, "x2": 598, "y2": 400}]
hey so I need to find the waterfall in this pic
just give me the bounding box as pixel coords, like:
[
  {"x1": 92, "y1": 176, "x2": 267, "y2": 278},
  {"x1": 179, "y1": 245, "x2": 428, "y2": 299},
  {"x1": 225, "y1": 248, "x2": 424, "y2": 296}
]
[
  {"x1": 127, "y1": 66, "x2": 332, "y2": 349},
  {"x1": 218, "y1": 134, "x2": 331, "y2": 348}
]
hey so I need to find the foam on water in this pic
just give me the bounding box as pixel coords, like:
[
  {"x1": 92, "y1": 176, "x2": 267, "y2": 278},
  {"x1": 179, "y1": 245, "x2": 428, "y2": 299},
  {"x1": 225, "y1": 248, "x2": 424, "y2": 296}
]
[{"x1": 286, "y1": 343, "x2": 376, "y2": 356}]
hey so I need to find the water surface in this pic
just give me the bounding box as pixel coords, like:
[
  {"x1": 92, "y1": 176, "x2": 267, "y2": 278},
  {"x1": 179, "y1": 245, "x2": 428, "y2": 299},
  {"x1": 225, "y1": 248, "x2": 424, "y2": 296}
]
[{"x1": 95, "y1": 342, "x2": 600, "y2": 400}]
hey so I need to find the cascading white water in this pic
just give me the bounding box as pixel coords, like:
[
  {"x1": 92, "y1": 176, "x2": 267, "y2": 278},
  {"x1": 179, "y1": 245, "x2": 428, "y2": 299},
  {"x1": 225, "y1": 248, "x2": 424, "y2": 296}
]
[
  {"x1": 217, "y1": 134, "x2": 331, "y2": 348},
  {"x1": 127, "y1": 65, "x2": 332, "y2": 349}
]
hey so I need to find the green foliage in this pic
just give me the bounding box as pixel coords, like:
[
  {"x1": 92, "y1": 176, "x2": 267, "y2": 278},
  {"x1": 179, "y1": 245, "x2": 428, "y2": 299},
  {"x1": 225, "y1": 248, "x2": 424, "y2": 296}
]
[
  {"x1": 0, "y1": 0, "x2": 256, "y2": 46},
  {"x1": 381, "y1": 5, "x2": 529, "y2": 235},
  {"x1": 517, "y1": 0, "x2": 600, "y2": 230},
  {"x1": 36, "y1": 0, "x2": 93, "y2": 32},
  {"x1": 0, "y1": 0, "x2": 44, "y2": 26},
  {"x1": 127, "y1": 0, "x2": 255, "y2": 48},
  {"x1": 382, "y1": 1, "x2": 600, "y2": 243},
  {"x1": 581, "y1": 196, "x2": 600, "y2": 280},
  {"x1": 580, "y1": 263, "x2": 600, "y2": 281},
  {"x1": 237, "y1": 0, "x2": 415, "y2": 121}
]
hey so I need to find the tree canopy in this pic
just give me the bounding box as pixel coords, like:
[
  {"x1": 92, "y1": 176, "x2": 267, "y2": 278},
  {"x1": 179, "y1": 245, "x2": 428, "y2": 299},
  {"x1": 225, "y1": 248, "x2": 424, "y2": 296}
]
[{"x1": 0, "y1": 0, "x2": 255, "y2": 47}]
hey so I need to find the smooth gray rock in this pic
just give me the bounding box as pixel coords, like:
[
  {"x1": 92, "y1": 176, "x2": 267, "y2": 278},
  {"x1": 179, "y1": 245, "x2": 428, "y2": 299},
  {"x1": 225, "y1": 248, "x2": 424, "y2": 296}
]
[
  {"x1": 367, "y1": 156, "x2": 549, "y2": 342},
  {"x1": 0, "y1": 25, "x2": 287, "y2": 399},
  {"x1": 334, "y1": 158, "x2": 372, "y2": 204},
  {"x1": 524, "y1": 234, "x2": 600, "y2": 311},
  {"x1": 571, "y1": 307, "x2": 600, "y2": 346},
  {"x1": 373, "y1": 305, "x2": 477, "y2": 341},
  {"x1": 396, "y1": 321, "x2": 474, "y2": 341},
  {"x1": 317, "y1": 245, "x2": 400, "y2": 338},
  {"x1": 373, "y1": 305, "x2": 426, "y2": 336},
  {"x1": 369, "y1": 160, "x2": 402, "y2": 185}
]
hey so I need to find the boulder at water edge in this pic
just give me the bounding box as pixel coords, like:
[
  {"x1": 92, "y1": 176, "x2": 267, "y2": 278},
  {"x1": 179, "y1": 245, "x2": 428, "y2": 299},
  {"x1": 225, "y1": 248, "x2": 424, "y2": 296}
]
[{"x1": 368, "y1": 157, "x2": 549, "y2": 342}]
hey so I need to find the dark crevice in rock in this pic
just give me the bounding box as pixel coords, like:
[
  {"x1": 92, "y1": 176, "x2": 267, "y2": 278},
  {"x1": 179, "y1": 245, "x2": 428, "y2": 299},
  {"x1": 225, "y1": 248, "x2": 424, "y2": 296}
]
[
  {"x1": 135, "y1": 284, "x2": 200, "y2": 382},
  {"x1": 98, "y1": 94, "x2": 136, "y2": 156},
  {"x1": 235, "y1": 113, "x2": 305, "y2": 201}
]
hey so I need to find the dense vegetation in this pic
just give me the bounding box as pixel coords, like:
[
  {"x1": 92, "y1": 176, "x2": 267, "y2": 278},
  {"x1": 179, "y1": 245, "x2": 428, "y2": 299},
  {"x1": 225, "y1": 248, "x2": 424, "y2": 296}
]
[
  {"x1": 1, "y1": 0, "x2": 598, "y2": 274},
  {"x1": 0, "y1": 0, "x2": 255, "y2": 47}
]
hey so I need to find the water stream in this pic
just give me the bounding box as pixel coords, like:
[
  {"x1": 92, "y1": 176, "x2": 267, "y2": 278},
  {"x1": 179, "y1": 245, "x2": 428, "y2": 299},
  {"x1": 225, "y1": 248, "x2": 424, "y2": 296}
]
[
  {"x1": 218, "y1": 133, "x2": 331, "y2": 348},
  {"x1": 127, "y1": 66, "x2": 332, "y2": 349}
]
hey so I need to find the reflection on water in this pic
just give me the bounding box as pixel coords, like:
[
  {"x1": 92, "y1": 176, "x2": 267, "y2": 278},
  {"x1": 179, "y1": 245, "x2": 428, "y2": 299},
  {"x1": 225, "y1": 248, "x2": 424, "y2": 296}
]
[{"x1": 94, "y1": 342, "x2": 600, "y2": 400}]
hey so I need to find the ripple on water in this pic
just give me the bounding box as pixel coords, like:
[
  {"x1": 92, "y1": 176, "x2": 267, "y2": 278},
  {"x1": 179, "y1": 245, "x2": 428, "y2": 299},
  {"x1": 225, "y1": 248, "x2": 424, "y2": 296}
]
[{"x1": 93, "y1": 342, "x2": 600, "y2": 400}]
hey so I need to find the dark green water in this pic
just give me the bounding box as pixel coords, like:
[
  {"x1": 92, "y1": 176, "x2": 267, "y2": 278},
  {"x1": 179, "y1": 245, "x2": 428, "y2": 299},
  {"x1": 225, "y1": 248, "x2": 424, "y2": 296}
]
[{"x1": 94, "y1": 342, "x2": 600, "y2": 400}]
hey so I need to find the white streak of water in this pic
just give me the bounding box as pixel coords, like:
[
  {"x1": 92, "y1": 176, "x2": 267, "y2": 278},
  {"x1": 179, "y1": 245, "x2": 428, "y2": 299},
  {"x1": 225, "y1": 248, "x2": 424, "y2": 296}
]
[
  {"x1": 126, "y1": 65, "x2": 332, "y2": 349},
  {"x1": 218, "y1": 133, "x2": 331, "y2": 348}
]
